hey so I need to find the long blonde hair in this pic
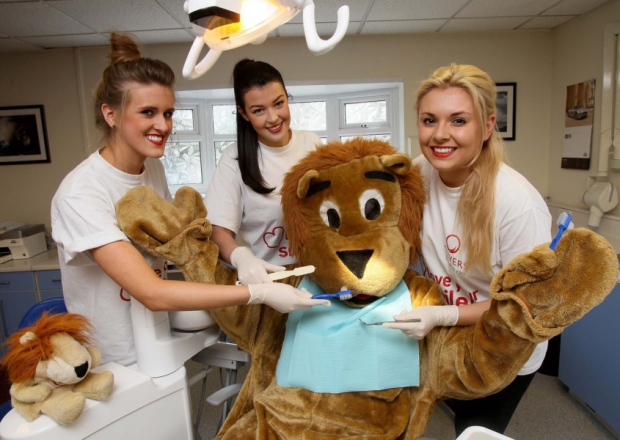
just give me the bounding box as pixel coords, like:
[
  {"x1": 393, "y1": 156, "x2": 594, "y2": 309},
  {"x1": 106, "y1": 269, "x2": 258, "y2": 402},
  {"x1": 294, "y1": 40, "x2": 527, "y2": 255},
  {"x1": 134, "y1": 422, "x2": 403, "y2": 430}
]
[{"x1": 415, "y1": 64, "x2": 504, "y2": 273}]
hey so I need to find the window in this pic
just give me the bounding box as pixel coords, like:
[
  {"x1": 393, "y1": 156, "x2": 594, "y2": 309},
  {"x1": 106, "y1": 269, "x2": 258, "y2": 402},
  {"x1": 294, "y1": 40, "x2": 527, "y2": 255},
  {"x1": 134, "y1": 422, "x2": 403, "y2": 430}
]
[
  {"x1": 165, "y1": 84, "x2": 402, "y2": 194},
  {"x1": 339, "y1": 94, "x2": 392, "y2": 143},
  {"x1": 162, "y1": 103, "x2": 205, "y2": 187}
]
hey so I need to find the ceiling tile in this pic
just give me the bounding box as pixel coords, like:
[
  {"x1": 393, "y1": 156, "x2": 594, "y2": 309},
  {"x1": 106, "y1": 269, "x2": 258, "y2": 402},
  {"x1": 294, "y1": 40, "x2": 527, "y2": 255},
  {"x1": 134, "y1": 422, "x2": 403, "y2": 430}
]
[
  {"x1": 277, "y1": 21, "x2": 360, "y2": 37},
  {"x1": 0, "y1": 2, "x2": 93, "y2": 37},
  {"x1": 114, "y1": 29, "x2": 194, "y2": 45},
  {"x1": 0, "y1": 37, "x2": 42, "y2": 52},
  {"x1": 20, "y1": 33, "x2": 109, "y2": 49},
  {"x1": 361, "y1": 19, "x2": 446, "y2": 34},
  {"x1": 457, "y1": 0, "x2": 559, "y2": 18},
  {"x1": 367, "y1": 0, "x2": 470, "y2": 21},
  {"x1": 441, "y1": 17, "x2": 531, "y2": 32},
  {"x1": 543, "y1": 0, "x2": 610, "y2": 15},
  {"x1": 49, "y1": 0, "x2": 183, "y2": 32},
  {"x1": 0, "y1": 0, "x2": 611, "y2": 53},
  {"x1": 288, "y1": 0, "x2": 373, "y2": 24},
  {"x1": 519, "y1": 15, "x2": 576, "y2": 29},
  {"x1": 156, "y1": 0, "x2": 193, "y2": 26}
]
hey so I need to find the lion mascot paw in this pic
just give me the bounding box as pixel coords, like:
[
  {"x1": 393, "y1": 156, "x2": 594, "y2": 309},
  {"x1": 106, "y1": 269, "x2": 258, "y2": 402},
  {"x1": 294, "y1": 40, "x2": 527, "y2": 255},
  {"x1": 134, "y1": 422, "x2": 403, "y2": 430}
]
[{"x1": 2, "y1": 312, "x2": 114, "y2": 425}]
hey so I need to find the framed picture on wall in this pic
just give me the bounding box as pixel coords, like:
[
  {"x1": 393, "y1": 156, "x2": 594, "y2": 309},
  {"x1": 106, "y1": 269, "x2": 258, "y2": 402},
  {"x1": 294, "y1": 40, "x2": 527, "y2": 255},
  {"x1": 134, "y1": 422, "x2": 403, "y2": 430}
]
[
  {"x1": 0, "y1": 105, "x2": 50, "y2": 165},
  {"x1": 495, "y1": 83, "x2": 516, "y2": 141}
]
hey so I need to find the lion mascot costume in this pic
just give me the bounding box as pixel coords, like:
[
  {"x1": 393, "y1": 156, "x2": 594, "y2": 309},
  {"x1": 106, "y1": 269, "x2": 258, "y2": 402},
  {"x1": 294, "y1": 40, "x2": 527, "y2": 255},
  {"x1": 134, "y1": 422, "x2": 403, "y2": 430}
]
[{"x1": 116, "y1": 138, "x2": 618, "y2": 439}]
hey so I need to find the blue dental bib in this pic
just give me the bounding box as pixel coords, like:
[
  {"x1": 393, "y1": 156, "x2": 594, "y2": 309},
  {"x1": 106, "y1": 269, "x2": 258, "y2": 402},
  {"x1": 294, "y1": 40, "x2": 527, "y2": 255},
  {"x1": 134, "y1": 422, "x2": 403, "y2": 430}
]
[{"x1": 276, "y1": 277, "x2": 420, "y2": 393}]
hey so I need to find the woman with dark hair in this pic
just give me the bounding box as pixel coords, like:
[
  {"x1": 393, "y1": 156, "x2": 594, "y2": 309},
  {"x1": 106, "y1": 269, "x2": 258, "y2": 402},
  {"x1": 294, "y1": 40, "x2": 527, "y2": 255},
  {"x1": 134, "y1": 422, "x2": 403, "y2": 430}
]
[
  {"x1": 206, "y1": 59, "x2": 321, "y2": 285},
  {"x1": 51, "y1": 38, "x2": 328, "y2": 366}
]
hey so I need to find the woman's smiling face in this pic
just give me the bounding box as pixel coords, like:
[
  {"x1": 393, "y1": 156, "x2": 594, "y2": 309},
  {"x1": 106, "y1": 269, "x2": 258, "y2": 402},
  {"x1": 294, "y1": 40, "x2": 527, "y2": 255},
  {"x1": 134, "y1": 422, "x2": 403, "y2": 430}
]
[
  {"x1": 238, "y1": 81, "x2": 291, "y2": 148},
  {"x1": 417, "y1": 86, "x2": 495, "y2": 187}
]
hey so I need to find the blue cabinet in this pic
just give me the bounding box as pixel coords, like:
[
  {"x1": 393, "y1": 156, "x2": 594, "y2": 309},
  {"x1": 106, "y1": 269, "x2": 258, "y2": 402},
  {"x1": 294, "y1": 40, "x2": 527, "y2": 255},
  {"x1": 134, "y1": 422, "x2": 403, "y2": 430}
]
[
  {"x1": 35, "y1": 269, "x2": 63, "y2": 301},
  {"x1": 559, "y1": 283, "x2": 620, "y2": 435},
  {"x1": 0, "y1": 271, "x2": 38, "y2": 356}
]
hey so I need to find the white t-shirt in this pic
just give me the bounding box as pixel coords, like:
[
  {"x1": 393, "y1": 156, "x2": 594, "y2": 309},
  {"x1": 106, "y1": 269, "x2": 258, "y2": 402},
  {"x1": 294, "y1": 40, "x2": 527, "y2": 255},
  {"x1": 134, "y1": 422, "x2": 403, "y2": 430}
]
[
  {"x1": 415, "y1": 156, "x2": 552, "y2": 375},
  {"x1": 205, "y1": 130, "x2": 320, "y2": 265},
  {"x1": 51, "y1": 150, "x2": 171, "y2": 366}
]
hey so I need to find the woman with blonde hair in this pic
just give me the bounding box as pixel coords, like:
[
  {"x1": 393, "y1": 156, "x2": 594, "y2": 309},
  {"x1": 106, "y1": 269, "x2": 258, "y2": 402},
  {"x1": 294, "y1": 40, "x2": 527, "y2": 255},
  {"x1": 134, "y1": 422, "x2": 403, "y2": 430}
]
[
  {"x1": 51, "y1": 34, "x2": 328, "y2": 367},
  {"x1": 384, "y1": 64, "x2": 551, "y2": 435}
]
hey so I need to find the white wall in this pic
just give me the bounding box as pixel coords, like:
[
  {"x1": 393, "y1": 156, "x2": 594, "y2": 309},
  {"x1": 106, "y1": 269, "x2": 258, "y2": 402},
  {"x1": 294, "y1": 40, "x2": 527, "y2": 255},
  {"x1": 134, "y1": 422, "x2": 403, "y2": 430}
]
[
  {"x1": 548, "y1": 0, "x2": 620, "y2": 217},
  {"x1": 0, "y1": 29, "x2": 554, "y2": 232}
]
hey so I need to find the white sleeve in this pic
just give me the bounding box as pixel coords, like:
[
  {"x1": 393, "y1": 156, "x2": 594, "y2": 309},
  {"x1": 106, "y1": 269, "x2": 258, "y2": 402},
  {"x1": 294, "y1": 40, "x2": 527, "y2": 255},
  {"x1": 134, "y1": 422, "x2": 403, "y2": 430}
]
[
  {"x1": 205, "y1": 146, "x2": 244, "y2": 233},
  {"x1": 498, "y1": 201, "x2": 552, "y2": 268},
  {"x1": 53, "y1": 193, "x2": 128, "y2": 263}
]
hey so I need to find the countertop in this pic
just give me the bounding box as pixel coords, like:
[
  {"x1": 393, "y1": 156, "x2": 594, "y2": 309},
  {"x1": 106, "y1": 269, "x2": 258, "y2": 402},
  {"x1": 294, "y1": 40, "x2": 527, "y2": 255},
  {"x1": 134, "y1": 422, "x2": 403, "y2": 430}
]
[{"x1": 0, "y1": 249, "x2": 59, "y2": 273}]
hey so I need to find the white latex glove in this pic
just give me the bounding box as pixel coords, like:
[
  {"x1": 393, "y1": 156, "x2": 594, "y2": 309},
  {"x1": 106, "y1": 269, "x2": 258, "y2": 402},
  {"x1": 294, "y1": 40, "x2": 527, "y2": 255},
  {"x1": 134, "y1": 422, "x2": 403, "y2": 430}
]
[
  {"x1": 230, "y1": 246, "x2": 285, "y2": 285},
  {"x1": 248, "y1": 284, "x2": 331, "y2": 314},
  {"x1": 382, "y1": 305, "x2": 459, "y2": 339}
]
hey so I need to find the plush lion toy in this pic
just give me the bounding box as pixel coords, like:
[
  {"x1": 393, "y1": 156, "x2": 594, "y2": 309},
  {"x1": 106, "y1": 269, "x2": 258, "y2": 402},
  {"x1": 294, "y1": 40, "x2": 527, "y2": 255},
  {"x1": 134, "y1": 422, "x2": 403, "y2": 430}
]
[
  {"x1": 1, "y1": 312, "x2": 114, "y2": 425},
  {"x1": 116, "y1": 138, "x2": 618, "y2": 439}
]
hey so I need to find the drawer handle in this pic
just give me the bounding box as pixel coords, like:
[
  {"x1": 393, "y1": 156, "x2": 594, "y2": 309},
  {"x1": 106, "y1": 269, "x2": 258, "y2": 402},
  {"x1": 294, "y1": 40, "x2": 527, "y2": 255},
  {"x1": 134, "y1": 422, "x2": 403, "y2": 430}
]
[
  {"x1": 0, "y1": 281, "x2": 10, "y2": 286},
  {"x1": 52, "y1": 279, "x2": 62, "y2": 283}
]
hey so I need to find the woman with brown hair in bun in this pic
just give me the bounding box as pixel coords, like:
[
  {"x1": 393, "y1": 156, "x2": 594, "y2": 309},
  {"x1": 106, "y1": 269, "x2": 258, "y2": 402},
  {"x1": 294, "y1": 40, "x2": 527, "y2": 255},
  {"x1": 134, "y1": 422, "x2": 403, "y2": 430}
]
[{"x1": 51, "y1": 33, "x2": 328, "y2": 366}]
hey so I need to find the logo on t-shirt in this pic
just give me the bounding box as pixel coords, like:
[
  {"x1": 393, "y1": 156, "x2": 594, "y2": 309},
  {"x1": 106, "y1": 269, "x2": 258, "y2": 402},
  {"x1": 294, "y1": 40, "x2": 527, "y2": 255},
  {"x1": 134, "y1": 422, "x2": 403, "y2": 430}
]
[
  {"x1": 446, "y1": 234, "x2": 460, "y2": 253},
  {"x1": 444, "y1": 234, "x2": 465, "y2": 274},
  {"x1": 263, "y1": 226, "x2": 291, "y2": 259},
  {"x1": 263, "y1": 226, "x2": 285, "y2": 248}
]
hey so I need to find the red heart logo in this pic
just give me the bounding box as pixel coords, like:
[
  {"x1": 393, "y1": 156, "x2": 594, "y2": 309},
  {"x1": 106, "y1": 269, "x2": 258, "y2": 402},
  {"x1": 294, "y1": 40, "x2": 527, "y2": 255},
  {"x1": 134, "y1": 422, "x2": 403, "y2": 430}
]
[{"x1": 263, "y1": 226, "x2": 285, "y2": 248}]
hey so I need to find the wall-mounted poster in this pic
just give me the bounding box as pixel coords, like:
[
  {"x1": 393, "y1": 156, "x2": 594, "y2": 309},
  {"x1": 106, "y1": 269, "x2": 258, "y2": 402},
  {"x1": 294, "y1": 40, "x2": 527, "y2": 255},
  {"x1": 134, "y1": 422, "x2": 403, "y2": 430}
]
[{"x1": 562, "y1": 80, "x2": 595, "y2": 170}]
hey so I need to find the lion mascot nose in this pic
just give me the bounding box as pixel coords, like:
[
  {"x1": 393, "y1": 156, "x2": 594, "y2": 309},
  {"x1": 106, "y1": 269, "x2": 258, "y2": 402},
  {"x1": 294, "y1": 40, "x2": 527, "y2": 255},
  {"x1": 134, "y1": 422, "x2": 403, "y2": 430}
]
[{"x1": 336, "y1": 249, "x2": 374, "y2": 278}]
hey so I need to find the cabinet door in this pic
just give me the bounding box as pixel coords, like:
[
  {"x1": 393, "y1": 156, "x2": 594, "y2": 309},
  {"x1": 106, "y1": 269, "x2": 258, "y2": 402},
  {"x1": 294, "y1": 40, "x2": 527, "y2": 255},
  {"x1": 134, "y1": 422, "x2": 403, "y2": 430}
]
[
  {"x1": 0, "y1": 271, "x2": 35, "y2": 293},
  {"x1": 0, "y1": 290, "x2": 38, "y2": 337},
  {"x1": 559, "y1": 284, "x2": 620, "y2": 435},
  {"x1": 35, "y1": 269, "x2": 63, "y2": 301},
  {"x1": 0, "y1": 271, "x2": 37, "y2": 341}
]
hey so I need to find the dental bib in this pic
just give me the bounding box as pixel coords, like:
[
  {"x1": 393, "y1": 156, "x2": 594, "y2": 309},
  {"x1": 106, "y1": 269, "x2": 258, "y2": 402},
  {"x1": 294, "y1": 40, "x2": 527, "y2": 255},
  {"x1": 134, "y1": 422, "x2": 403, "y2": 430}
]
[{"x1": 276, "y1": 276, "x2": 420, "y2": 393}]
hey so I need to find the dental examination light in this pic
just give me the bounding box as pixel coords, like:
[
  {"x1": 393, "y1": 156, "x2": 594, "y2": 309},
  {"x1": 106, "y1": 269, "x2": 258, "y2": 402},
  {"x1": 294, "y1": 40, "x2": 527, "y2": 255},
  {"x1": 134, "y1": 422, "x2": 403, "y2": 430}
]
[
  {"x1": 583, "y1": 181, "x2": 618, "y2": 228},
  {"x1": 183, "y1": 0, "x2": 350, "y2": 79}
]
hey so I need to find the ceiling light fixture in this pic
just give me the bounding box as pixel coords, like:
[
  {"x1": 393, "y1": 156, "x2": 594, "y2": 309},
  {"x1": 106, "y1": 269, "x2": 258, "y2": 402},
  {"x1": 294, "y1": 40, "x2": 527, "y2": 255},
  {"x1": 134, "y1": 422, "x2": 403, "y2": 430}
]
[{"x1": 182, "y1": 0, "x2": 349, "y2": 79}]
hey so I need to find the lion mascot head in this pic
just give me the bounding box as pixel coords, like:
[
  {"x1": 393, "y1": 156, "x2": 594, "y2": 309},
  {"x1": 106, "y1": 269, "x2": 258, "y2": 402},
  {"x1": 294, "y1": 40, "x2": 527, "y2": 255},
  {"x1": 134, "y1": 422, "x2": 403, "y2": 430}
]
[{"x1": 282, "y1": 138, "x2": 425, "y2": 305}]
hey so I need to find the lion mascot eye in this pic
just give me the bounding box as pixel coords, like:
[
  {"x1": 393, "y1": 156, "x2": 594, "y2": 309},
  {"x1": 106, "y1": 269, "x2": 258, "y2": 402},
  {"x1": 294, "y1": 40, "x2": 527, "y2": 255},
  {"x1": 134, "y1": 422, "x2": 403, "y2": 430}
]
[
  {"x1": 360, "y1": 189, "x2": 384, "y2": 221},
  {"x1": 319, "y1": 200, "x2": 341, "y2": 229}
]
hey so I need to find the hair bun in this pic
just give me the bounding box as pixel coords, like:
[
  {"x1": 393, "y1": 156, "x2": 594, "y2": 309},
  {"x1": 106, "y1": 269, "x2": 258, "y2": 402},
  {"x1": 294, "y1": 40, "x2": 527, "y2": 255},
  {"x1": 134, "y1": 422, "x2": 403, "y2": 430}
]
[{"x1": 108, "y1": 32, "x2": 141, "y2": 65}]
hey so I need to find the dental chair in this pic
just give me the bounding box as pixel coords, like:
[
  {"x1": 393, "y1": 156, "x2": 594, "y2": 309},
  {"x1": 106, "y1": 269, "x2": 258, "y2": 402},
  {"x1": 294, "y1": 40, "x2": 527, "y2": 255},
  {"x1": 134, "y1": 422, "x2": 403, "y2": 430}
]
[{"x1": 0, "y1": 298, "x2": 245, "y2": 440}]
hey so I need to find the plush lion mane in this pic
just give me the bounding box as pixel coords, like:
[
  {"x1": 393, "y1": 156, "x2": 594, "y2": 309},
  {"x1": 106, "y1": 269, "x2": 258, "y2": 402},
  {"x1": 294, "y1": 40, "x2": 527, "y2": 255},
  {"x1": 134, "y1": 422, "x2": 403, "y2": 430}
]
[
  {"x1": 281, "y1": 137, "x2": 426, "y2": 264},
  {"x1": 2, "y1": 312, "x2": 93, "y2": 383}
]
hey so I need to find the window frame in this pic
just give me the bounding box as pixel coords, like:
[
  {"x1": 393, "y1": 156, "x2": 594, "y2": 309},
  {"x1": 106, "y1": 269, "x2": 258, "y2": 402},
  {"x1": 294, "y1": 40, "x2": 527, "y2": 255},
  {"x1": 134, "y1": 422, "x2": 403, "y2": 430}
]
[
  {"x1": 166, "y1": 84, "x2": 402, "y2": 195},
  {"x1": 166, "y1": 100, "x2": 209, "y2": 195}
]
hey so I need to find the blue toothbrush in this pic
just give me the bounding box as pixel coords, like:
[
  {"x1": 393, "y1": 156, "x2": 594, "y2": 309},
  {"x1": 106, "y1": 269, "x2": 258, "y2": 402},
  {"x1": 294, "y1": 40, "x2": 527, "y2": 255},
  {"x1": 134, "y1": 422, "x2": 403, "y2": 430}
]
[
  {"x1": 312, "y1": 290, "x2": 353, "y2": 300},
  {"x1": 550, "y1": 212, "x2": 574, "y2": 251}
]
